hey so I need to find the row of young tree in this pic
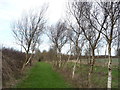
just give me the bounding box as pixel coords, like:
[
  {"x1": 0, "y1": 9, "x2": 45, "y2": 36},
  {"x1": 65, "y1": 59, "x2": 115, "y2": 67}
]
[{"x1": 12, "y1": 0, "x2": 120, "y2": 88}]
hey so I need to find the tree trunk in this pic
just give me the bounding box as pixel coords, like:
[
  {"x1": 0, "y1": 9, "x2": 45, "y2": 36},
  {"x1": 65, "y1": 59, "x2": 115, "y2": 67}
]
[
  {"x1": 88, "y1": 49, "x2": 95, "y2": 88},
  {"x1": 90, "y1": 50, "x2": 95, "y2": 73},
  {"x1": 21, "y1": 52, "x2": 33, "y2": 71},
  {"x1": 89, "y1": 43, "x2": 91, "y2": 65},
  {"x1": 59, "y1": 54, "x2": 62, "y2": 68},
  {"x1": 72, "y1": 56, "x2": 79, "y2": 79},
  {"x1": 107, "y1": 44, "x2": 112, "y2": 88},
  {"x1": 54, "y1": 53, "x2": 58, "y2": 66},
  {"x1": 26, "y1": 54, "x2": 33, "y2": 66},
  {"x1": 72, "y1": 62, "x2": 76, "y2": 79},
  {"x1": 58, "y1": 48, "x2": 62, "y2": 68},
  {"x1": 21, "y1": 53, "x2": 29, "y2": 71}
]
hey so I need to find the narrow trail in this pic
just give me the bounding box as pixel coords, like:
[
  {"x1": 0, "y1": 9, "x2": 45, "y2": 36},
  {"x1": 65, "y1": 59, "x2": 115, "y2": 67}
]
[{"x1": 15, "y1": 62, "x2": 71, "y2": 88}]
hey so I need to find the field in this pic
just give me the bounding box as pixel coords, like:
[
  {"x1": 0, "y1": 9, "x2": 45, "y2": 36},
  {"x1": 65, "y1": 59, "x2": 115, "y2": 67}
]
[
  {"x1": 59, "y1": 57, "x2": 119, "y2": 88},
  {"x1": 64, "y1": 61, "x2": 119, "y2": 88},
  {"x1": 70, "y1": 58, "x2": 119, "y2": 66}
]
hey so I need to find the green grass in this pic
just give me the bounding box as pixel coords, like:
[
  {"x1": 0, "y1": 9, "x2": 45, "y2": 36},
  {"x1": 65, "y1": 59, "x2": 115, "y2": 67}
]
[
  {"x1": 66, "y1": 62, "x2": 119, "y2": 88},
  {"x1": 15, "y1": 62, "x2": 71, "y2": 88},
  {"x1": 92, "y1": 66, "x2": 118, "y2": 88}
]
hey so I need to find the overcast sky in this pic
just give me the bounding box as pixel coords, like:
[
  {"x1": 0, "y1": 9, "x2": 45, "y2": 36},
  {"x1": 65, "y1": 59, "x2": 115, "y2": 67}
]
[
  {"x1": 0, "y1": 0, "x2": 68, "y2": 52},
  {"x1": 0, "y1": 0, "x2": 116, "y2": 55}
]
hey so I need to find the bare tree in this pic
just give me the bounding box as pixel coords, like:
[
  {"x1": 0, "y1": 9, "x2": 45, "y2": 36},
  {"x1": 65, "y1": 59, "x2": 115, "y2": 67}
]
[
  {"x1": 66, "y1": 1, "x2": 87, "y2": 79},
  {"x1": 12, "y1": 5, "x2": 48, "y2": 70},
  {"x1": 67, "y1": 1, "x2": 110, "y2": 87},
  {"x1": 48, "y1": 20, "x2": 68, "y2": 68},
  {"x1": 67, "y1": 25, "x2": 85, "y2": 78},
  {"x1": 97, "y1": 1, "x2": 120, "y2": 88},
  {"x1": 66, "y1": 0, "x2": 89, "y2": 81}
]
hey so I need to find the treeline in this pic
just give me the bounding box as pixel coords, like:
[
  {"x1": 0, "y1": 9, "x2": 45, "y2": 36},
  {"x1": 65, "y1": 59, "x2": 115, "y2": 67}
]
[{"x1": 35, "y1": 49, "x2": 118, "y2": 62}]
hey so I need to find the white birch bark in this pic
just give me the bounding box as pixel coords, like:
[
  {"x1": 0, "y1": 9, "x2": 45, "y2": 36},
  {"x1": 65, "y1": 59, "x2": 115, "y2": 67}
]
[
  {"x1": 72, "y1": 62, "x2": 76, "y2": 79},
  {"x1": 59, "y1": 53, "x2": 62, "y2": 68},
  {"x1": 107, "y1": 68, "x2": 112, "y2": 88},
  {"x1": 107, "y1": 44, "x2": 112, "y2": 88},
  {"x1": 72, "y1": 56, "x2": 79, "y2": 78}
]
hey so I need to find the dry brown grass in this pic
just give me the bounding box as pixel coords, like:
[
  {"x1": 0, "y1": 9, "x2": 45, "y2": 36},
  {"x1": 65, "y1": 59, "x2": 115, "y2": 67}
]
[{"x1": 2, "y1": 47, "x2": 26, "y2": 88}]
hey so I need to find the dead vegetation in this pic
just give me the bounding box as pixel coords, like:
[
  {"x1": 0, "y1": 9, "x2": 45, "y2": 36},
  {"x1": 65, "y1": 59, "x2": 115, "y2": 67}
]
[{"x1": 2, "y1": 47, "x2": 25, "y2": 87}]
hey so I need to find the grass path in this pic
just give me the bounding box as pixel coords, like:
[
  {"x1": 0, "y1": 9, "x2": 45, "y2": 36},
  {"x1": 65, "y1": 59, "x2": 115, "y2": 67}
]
[{"x1": 15, "y1": 62, "x2": 71, "y2": 88}]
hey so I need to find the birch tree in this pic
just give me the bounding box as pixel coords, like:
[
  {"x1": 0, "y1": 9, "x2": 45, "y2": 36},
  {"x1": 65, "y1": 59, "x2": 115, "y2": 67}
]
[
  {"x1": 67, "y1": 27, "x2": 85, "y2": 78},
  {"x1": 12, "y1": 6, "x2": 48, "y2": 70},
  {"x1": 97, "y1": 1, "x2": 120, "y2": 88},
  {"x1": 67, "y1": 1, "x2": 110, "y2": 87},
  {"x1": 66, "y1": 1, "x2": 86, "y2": 79},
  {"x1": 48, "y1": 21, "x2": 68, "y2": 67}
]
